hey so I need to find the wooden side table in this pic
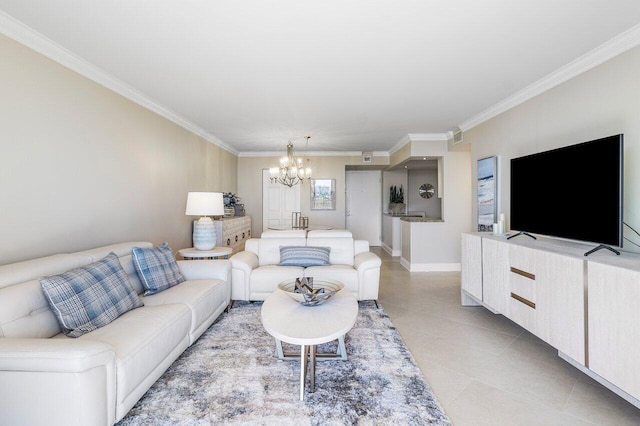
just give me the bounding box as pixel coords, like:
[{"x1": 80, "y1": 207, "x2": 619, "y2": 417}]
[{"x1": 178, "y1": 247, "x2": 233, "y2": 260}]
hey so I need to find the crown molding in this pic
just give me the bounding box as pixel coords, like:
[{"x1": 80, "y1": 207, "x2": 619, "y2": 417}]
[
  {"x1": 7, "y1": 8, "x2": 637, "y2": 156},
  {"x1": 388, "y1": 134, "x2": 411, "y2": 155},
  {"x1": 239, "y1": 150, "x2": 366, "y2": 157},
  {"x1": 459, "y1": 23, "x2": 640, "y2": 132},
  {"x1": 388, "y1": 133, "x2": 448, "y2": 155},
  {"x1": 407, "y1": 133, "x2": 449, "y2": 141},
  {"x1": 0, "y1": 11, "x2": 238, "y2": 155}
]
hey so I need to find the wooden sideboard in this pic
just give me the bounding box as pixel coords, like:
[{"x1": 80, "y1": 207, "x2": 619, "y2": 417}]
[
  {"x1": 214, "y1": 215, "x2": 251, "y2": 255},
  {"x1": 461, "y1": 232, "x2": 640, "y2": 408}
]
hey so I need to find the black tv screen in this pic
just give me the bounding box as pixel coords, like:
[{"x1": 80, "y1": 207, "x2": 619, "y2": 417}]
[{"x1": 510, "y1": 134, "x2": 623, "y2": 247}]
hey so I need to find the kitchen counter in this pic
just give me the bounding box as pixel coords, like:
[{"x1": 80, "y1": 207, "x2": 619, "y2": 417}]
[
  {"x1": 382, "y1": 212, "x2": 444, "y2": 256},
  {"x1": 384, "y1": 212, "x2": 426, "y2": 218},
  {"x1": 400, "y1": 217, "x2": 443, "y2": 222}
]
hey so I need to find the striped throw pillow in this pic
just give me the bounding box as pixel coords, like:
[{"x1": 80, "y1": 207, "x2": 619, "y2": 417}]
[
  {"x1": 40, "y1": 252, "x2": 143, "y2": 338},
  {"x1": 132, "y1": 243, "x2": 185, "y2": 296},
  {"x1": 279, "y1": 246, "x2": 331, "y2": 267}
]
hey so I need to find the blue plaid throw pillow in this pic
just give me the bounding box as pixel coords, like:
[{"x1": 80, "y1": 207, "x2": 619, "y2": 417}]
[
  {"x1": 132, "y1": 242, "x2": 185, "y2": 296},
  {"x1": 279, "y1": 246, "x2": 331, "y2": 267},
  {"x1": 40, "y1": 252, "x2": 144, "y2": 338}
]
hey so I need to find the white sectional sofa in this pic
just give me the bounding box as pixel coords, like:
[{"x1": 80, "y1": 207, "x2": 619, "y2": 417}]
[
  {"x1": 230, "y1": 230, "x2": 381, "y2": 301},
  {"x1": 0, "y1": 241, "x2": 231, "y2": 426}
]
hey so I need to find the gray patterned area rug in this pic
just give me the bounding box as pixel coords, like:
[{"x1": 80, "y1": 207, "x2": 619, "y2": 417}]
[{"x1": 117, "y1": 301, "x2": 451, "y2": 425}]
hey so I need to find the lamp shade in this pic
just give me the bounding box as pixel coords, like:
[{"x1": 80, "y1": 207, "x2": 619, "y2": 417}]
[{"x1": 185, "y1": 192, "x2": 225, "y2": 217}]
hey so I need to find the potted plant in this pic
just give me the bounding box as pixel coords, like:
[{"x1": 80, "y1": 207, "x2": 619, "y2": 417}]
[
  {"x1": 223, "y1": 192, "x2": 243, "y2": 217},
  {"x1": 389, "y1": 185, "x2": 405, "y2": 214}
]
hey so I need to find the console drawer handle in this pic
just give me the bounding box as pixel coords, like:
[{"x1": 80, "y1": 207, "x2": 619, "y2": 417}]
[
  {"x1": 511, "y1": 292, "x2": 536, "y2": 309},
  {"x1": 510, "y1": 267, "x2": 535, "y2": 280}
]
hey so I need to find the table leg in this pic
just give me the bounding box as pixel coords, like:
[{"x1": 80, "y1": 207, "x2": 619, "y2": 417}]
[
  {"x1": 275, "y1": 339, "x2": 285, "y2": 359},
  {"x1": 274, "y1": 337, "x2": 349, "y2": 401},
  {"x1": 300, "y1": 345, "x2": 309, "y2": 401},
  {"x1": 309, "y1": 345, "x2": 316, "y2": 392},
  {"x1": 337, "y1": 335, "x2": 347, "y2": 360}
]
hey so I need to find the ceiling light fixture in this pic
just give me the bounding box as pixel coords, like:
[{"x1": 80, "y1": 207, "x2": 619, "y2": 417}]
[{"x1": 269, "y1": 136, "x2": 312, "y2": 187}]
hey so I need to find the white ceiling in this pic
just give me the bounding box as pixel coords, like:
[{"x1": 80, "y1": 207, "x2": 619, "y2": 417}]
[{"x1": 1, "y1": 1, "x2": 640, "y2": 154}]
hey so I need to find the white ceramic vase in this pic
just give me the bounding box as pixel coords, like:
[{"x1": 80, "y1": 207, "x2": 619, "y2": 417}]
[{"x1": 193, "y1": 217, "x2": 217, "y2": 250}]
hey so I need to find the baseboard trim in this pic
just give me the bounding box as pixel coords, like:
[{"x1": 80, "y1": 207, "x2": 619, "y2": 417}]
[
  {"x1": 399, "y1": 259, "x2": 461, "y2": 272},
  {"x1": 381, "y1": 242, "x2": 401, "y2": 257}
]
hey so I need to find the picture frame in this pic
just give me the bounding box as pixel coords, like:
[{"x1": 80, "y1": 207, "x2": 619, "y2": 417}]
[
  {"x1": 310, "y1": 178, "x2": 336, "y2": 210},
  {"x1": 477, "y1": 156, "x2": 497, "y2": 232}
]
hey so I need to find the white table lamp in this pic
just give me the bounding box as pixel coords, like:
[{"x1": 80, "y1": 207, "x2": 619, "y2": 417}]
[{"x1": 185, "y1": 192, "x2": 225, "y2": 250}]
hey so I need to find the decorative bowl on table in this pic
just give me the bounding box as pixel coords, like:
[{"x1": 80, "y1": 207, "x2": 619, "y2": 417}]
[{"x1": 278, "y1": 278, "x2": 344, "y2": 307}]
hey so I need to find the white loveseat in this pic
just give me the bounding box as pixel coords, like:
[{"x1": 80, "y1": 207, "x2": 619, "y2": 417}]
[
  {"x1": 0, "y1": 241, "x2": 231, "y2": 426},
  {"x1": 230, "y1": 230, "x2": 381, "y2": 301}
]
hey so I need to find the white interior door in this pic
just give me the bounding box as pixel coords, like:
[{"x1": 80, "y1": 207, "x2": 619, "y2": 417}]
[
  {"x1": 262, "y1": 169, "x2": 301, "y2": 231},
  {"x1": 346, "y1": 170, "x2": 382, "y2": 246}
]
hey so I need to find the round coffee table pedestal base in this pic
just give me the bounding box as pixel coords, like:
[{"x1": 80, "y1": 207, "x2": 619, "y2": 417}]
[
  {"x1": 275, "y1": 336, "x2": 348, "y2": 399},
  {"x1": 261, "y1": 286, "x2": 358, "y2": 401}
]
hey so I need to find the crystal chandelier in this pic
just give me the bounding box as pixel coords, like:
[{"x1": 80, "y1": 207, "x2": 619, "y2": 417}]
[{"x1": 269, "y1": 136, "x2": 312, "y2": 187}]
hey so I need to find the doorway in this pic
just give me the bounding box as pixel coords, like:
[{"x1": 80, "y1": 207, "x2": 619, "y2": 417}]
[
  {"x1": 262, "y1": 169, "x2": 301, "y2": 231},
  {"x1": 346, "y1": 170, "x2": 382, "y2": 246}
]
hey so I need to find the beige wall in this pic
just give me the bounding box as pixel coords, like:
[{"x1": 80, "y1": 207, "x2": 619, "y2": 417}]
[
  {"x1": 382, "y1": 170, "x2": 407, "y2": 213},
  {"x1": 402, "y1": 150, "x2": 472, "y2": 268},
  {"x1": 238, "y1": 154, "x2": 388, "y2": 235},
  {"x1": 0, "y1": 35, "x2": 237, "y2": 264},
  {"x1": 407, "y1": 168, "x2": 441, "y2": 218},
  {"x1": 464, "y1": 45, "x2": 640, "y2": 252},
  {"x1": 390, "y1": 143, "x2": 411, "y2": 167}
]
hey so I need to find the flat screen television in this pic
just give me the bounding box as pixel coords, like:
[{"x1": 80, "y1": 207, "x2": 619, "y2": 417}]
[{"x1": 510, "y1": 134, "x2": 623, "y2": 247}]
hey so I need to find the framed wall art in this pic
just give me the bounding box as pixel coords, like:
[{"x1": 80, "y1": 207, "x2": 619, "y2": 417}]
[
  {"x1": 477, "y1": 156, "x2": 497, "y2": 232},
  {"x1": 310, "y1": 178, "x2": 336, "y2": 210}
]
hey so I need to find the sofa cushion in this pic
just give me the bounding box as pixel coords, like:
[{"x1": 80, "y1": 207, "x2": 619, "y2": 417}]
[
  {"x1": 305, "y1": 265, "x2": 359, "y2": 294},
  {"x1": 251, "y1": 265, "x2": 305, "y2": 293},
  {"x1": 40, "y1": 253, "x2": 144, "y2": 338},
  {"x1": 132, "y1": 243, "x2": 185, "y2": 295},
  {"x1": 261, "y1": 230, "x2": 307, "y2": 239},
  {"x1": 0, "y1": 253, "x2": 92, "y2": 339},
  {"x1": 279, "y1": 246, "x2": 331, "y2": 267},
  {"x1": 74, "y1": 304, "x2": 191, "y2": 406},
  {"x1": 143, "y1": 279, "x2": 229, "y2": 344},
  {"x1": 258, "y1": 238, "x2": 307, "y2": 266},
  {"x1": 304, "y1": 237, "x2": 354, "y2": 266},
  {"x1": 306, "y1": 230, "x2": 352, "y2": 238},
  {"x1": 74, "y1": 242, "x2": 154, "y2": 295}
]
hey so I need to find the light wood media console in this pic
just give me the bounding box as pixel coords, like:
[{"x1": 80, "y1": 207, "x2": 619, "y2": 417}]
[{"x1": 461, "y1": 232, "x2": 640, "y2": 408}]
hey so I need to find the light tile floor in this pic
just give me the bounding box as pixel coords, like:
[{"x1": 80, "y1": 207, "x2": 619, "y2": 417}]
[{"x1": 372, "y1": 247, "x2": 640, "y2": 426}]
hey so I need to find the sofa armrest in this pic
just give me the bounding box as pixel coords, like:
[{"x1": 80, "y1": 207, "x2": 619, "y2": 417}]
[
  {"x1": 0, "y1": 338, "x2": 116, "y2": 426},
  {"x1": 354, "y1": 251, "x2": 381, "y2": 271},
  {"x1": 0, "y1": 338, "x2": 115, "y2": 372},
  {"x1": 230, "y1": 251, "x2": 259, "y2": 301},
  {"x1": 177, "y1": 259, "x2": 231, "y2": 282},
  {"x1": 230, "y1": 251, "x2": 259, "y2": 271},
  {"x1": 354, "y1": 252, "x2": 382, "y2": 301}
]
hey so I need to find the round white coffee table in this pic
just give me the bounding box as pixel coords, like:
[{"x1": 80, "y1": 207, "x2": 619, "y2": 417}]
[
  {"x1": 178, "y1": 247, "x2": 232, "y2": 260},
  {"x1": 261, "y1": 285, "x2": 358, "y2": 401}
]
